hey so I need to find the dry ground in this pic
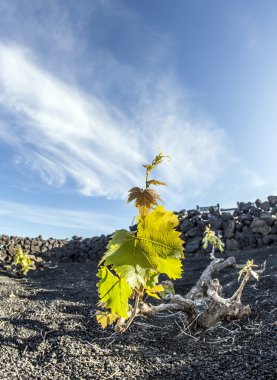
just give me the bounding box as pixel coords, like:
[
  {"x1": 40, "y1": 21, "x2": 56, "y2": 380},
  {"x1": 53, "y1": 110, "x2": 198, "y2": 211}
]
[{"x1": 0, "y1": 247, "x2": 276, "y2": 379}]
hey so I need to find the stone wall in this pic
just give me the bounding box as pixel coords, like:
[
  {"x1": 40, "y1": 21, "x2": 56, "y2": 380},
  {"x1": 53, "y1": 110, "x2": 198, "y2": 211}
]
[
  {"x1": 177, "y1": 195, "x2": 277, "y2": 253},
  {"x1": 0, "y1": 195, "x2": 277, "y2": 266},
  {"x1": 0, "y1": 233, "x2": 111, "y2": 265}
]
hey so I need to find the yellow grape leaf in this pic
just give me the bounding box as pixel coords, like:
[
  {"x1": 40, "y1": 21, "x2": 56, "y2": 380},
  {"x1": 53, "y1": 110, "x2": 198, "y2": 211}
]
[
  {"x1": 137, "y1": 206, "x2": 184, "y2": 277},
  {"x1": 101, "y1": 206, "x2": 184, "y2": 289},
  {"x1": 96, "y1": 311, "x2": 119, "y2": 329},
  {"x1": 238, "y1": 259, "x2": 258, "y2": 282},
  {"x1": 145, "y1": 290, "x2": 160, "y2": 299},
  {"x1": 13, "y1": 246, "x2": 35, "y2": 275},
  {"x1": 145, "y1": 284, "x2": 164, "y2": 299},
  {"x1": 148, "y1": 284, "x2": 164, "y2": 293},
  {"x1": 97, "y1": 266, "x2": 132, "y2": 318}
]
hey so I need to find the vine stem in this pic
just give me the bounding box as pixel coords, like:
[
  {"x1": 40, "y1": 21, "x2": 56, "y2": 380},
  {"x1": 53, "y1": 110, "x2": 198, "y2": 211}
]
[
  {"x1": 122, "y1": 292, "x2": 140, "y2": 332},
  {"x1": 229, "y1": 270, "x2": 251, "y2": 303},
  {"x1": 145, "y1": 169, "x2": 150, "y2": 188}
]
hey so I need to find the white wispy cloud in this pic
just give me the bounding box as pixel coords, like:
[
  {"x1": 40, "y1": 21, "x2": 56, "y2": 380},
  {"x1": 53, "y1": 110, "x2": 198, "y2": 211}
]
[
  {"x1": 0, "y1": 42, "x2": 229, "y2": 208},
  {"x1": 0, "y1": 199, "x2": 126, "y2": 235},
  {"x1": 2, "y1": 0, "x2": 268, "y2": 214},
  {"x1": 0, "y1": 43, "x2": 143, "y2": 196}
]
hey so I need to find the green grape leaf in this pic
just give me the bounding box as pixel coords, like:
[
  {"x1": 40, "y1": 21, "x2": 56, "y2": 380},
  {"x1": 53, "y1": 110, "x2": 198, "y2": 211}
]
[
  {"x1": 100, "y1": 229, "x2": 155, "y2": 289},
  {"x1": 101, "y1": 206, "x2": 184, "y2": 289},
  {"x1": 143, "y1": 152, "x2": 170, "y2": 174},
  {"x1": 97, "y1": 266, "x2": 132, "y2": 318}
]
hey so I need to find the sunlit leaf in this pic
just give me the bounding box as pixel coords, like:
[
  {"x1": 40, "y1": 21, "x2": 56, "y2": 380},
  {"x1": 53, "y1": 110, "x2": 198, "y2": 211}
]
[
  {"x1": 96, "y1": 311, "x2": 119, "y2": 329},
  {"x1": 202, "y1": 225, "x2": 225, "y2": 253},
  {"x1": 127, "y1": 187, "x2": 162, "y2": 217},
  {"x1": 145, "y1": 284, "x2": 164, "y2": 299},
  {"x1": 97, "y1": 266, "x2": 132, "y2": 318},
  {"x1": 238, "y1": 259, "x2": 258, "y2": 282},
  {"x1": 101, "y1": 206, "x2": 184, "y2": 290}
]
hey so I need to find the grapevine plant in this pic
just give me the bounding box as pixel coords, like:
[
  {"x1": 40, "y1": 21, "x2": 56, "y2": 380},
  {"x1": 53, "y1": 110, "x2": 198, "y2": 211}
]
[
  {"x1": 5, "y1": 246, "x2": 42, "y2": 277},
  {"x1": 202, "y1": 225, "x2": 225, "y2": 260},
  {"x1": 96, "y1": 153, "x2": 184, "y2": 332}
]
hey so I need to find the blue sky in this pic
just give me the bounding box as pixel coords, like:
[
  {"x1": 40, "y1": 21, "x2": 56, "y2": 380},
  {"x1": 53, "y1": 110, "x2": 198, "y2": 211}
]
[{"x1": 0, "y1": 0, "x2": 276, "y2": 238}]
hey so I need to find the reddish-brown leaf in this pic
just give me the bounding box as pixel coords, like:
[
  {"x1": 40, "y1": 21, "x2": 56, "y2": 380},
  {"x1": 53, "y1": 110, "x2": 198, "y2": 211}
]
[{"x1": 127, "y1": 187, "x2": 162, "y2": 216}]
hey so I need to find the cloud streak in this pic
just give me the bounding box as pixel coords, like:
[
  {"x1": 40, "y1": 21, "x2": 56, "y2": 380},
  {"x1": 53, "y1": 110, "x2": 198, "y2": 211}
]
[
  {"x1": 0, "y1": 199, "x2": 126, "y2": 236},
  {"x1": 0, "y1": 42, "x2": 229, "y2": 208}
]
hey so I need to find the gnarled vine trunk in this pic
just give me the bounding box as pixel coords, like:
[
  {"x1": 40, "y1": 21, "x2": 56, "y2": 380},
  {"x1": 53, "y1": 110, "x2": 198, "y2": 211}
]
[{"x1": 116, "y1": 256, "x2": 265, "y2": 331}]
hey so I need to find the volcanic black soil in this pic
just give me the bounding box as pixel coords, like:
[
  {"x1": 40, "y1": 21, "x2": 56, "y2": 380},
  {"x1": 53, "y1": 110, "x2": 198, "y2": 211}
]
[{"x1": 0, "y1": 247, "x2": 276, "y2": 380}]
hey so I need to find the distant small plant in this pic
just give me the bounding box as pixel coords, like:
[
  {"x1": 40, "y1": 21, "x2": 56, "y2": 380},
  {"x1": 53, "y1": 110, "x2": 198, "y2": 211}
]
[
  {"x1": 202, "y1": 225, "x2": 224, "y2": 260},
  {"x1": 6, "y1": 246, "x2": 43, "y2": 277},
  {"x1": 238, "y1": 259, "x2": 259, "y2": 282},
  {"x1": 96, "y1": 152, "x2": 184, "y2": 332}
]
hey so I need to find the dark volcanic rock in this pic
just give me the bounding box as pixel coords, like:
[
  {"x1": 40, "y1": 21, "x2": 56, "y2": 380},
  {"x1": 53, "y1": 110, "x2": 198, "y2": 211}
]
[
  {"x1": 263, "y1": 234, "x2": 277, "y2": 245},
  {"x1": 221, "y1": 212, "x2": 233, "y2": 222},
  {"x1": 233, "y1": 208, "x2": 242, "y2": 217},
  {"x1": 268, "y1": 195, "x2": 277, "y2": 207},
  {"x1": 235, "y1": 221, "x2": 244, "y2": 232},
  {"x1": 208, "y1": 207, "x2": 220, "y2": 216},
  {"x1": 180, "y1": 219, "x2": 194, "y2": 234},
  {"x1": 238, "y1": 201, "x2": 252, "y2": 213},
  {"x1": 185, "y1": 236, "x2": 202, "y2": 253},
  {"x1": 259, "y1": 211, "x2": 274, "y2": 226},
  {"x1": 236, "y1": 227, "x2": 257, "y2": 249},
  {"x1": 239, "y1": 213, "x2": 254, "y2": 223},
  {"x1": 255, "y1": 198, "x2": 262, "y2": 208},
  {"x1": 271, "y1": 206, "x2": 277, "y2": 215},
  {"x1": 186, "y1": 226, "x2": 202, "y2": 238},
  {"x1": 250, "y1": 219, "x2": 271, "y2": 235},
  {"x1": 187, "y1": 209, "x2": 200, "y2": 218},
  {"x1": 201, "y1": 212, "x2": 209, "y2": 221},
  {"x1": 208, "y1": 215, "x2": 222, "y2": 230},
  {"x1": 259, "y1": 201, "x2": 271, "y2": 211},
  {"x1": 270, "y1": 222, "x2": 277, "y2": 235},
  {"x1": 225, "y1": 238, "x2": 238, "y2": 250},
  {"x1": 249, "y1": 206, "x2": 261, "y2": 217},
  {"x1": 224, "y1": 220, "x2": 236, "y2": 239}
]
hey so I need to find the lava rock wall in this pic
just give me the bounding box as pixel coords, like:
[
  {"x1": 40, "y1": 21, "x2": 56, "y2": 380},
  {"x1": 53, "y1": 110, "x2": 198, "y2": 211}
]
[
  {"x1": 0, "y1": 233, "x2": 111, "y2": 265},
  {"x1": 177, "y1": 195, "x2": 277, "y2": 253},
  {"x1": 0, "y1": 195, "x2": 277, "y2": 265}
]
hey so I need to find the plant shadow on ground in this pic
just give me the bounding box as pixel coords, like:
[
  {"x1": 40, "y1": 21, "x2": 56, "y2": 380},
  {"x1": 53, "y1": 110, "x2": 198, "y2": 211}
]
[{"x1": 0, "y1": 262, "x2": 100, "y2": 356}]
